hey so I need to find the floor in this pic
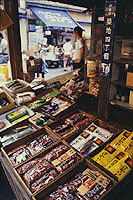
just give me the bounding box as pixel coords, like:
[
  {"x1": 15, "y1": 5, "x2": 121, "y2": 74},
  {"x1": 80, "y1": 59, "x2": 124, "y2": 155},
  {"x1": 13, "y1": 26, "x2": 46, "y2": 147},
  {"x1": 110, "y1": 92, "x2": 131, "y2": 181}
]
[{"x1": 43, "y1": 65, "x2": 72, "y2": 80}]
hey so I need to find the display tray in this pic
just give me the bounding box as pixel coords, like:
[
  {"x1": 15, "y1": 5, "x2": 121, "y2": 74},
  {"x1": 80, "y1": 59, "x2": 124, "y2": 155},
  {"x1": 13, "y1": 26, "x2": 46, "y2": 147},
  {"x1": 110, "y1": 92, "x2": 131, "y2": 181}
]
[
  {"x1": 45, "y1": 109, "x2": 96, "y2": 139},
  {"x1": 33, "y1": 159, "x2": 116, "y2": 200},
  {"x1": 0, "y1": 90, "x2": 16, "y2": 115},
  {"x1": 65, "y1": 119, "x2": 121, "y2": 158},
  {"x1": 13, "y1": 140, "x2": 83, "y2": 197},
  {"x1": 3, "y1": 79, "x2": 31, "y2": 98},
  {"x1": 41, "y1": 95, "x2": 76, "y2": 119},
  {"x1": 28, "y1": 111, "x2": 54, "y2": 129},
  {"x1": 1, "y1": 127, "x2": 60, "y2": 168},
  {"x1": 0, "y1": 119, "x2": 38, "y2": 147},
  {"x1": 90, "y1": 129, "x2": 133, "y2": 182},
  {"x1": 26, "y1": 88, "x2": 60, "y2": 111},
  {"x1": 0, "y1": 106, "x2": 34, "y2": 133}
]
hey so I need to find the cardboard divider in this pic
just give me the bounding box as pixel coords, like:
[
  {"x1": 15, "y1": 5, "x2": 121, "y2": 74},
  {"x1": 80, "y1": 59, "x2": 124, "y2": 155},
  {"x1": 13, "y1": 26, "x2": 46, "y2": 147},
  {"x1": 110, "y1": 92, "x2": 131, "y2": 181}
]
[
  {"x1": 1, "y1": 127, "x2": 60, "y2": 169},
  {"x1": 65, "y1": 119, "x2": 122, "y2": 158},
  {"x1": 0, "y1": 91, "x2": 16, "y2": 114},
  {"x1": 12, "y1": 140, "x2": 83, "y2": 197},
  {"x1": 45, "y1": 109, "x2": 96, "y2": 139},
  {"x1": 33, "y1": 159, "x2": 117, "y2": 200}
]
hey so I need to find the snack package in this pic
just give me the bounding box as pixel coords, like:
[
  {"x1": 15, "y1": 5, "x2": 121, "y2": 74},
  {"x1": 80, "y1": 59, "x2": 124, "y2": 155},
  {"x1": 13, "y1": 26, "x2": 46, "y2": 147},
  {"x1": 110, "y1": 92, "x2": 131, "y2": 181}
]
[{"x1": 93, "y1": 146, "x2": 121, "y2": 167}]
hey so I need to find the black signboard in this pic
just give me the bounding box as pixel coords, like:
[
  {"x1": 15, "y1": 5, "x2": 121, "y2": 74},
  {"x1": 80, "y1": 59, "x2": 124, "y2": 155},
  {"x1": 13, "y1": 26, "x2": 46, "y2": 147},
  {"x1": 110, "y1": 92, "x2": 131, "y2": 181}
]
[{"x1": 101, "y1": 0, "x2": 116, "y2": 77}]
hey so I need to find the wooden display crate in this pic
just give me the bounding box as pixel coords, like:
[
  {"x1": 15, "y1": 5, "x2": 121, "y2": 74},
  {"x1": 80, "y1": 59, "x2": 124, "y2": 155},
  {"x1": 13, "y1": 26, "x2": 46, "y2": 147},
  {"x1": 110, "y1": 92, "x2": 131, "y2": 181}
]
[
  {"x1": 0, "y1": 105, "x2": 34, "y2": 133},
  {"x1": 45, "y1": 109, "x2": 96, "y2": 139},
  {"x1": 3, "y1": 79, "x2": 31, "y2": 98},
  {"x1": 1, "y1": 127, "x2": 60, "y2": 169},
  {"x1": 0, "y1": 90, "x2": 16, "y2": 114},
  {"x1": 41, "y1": 94, "x2": 76, "y2": 119},
  {"x1": 26, "y1": 88, "x2": 60, "y2": 111},
  {"x1": 12, "y1": 140, "x2": 83, "y2": 197},
  {"x1": 33, "y1": 159, "x2": 117, "y2": 200},
  {"x1": 65, "y1": 119, "x2": 121, "y2": 158}
]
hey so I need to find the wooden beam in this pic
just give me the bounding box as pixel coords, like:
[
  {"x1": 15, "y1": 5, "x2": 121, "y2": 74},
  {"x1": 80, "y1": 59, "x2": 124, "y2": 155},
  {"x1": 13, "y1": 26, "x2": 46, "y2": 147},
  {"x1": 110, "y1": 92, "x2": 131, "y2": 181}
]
[{"x1": 3, "y1": 0, "x2": 23, "y2": 80}]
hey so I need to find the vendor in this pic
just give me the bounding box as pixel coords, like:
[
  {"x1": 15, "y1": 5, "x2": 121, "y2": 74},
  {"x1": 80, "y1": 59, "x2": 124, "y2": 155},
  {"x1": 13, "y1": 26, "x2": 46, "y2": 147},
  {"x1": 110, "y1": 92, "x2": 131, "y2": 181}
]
[{"x1": 72, "y1": 26, "x2": 85, "y2": 71}]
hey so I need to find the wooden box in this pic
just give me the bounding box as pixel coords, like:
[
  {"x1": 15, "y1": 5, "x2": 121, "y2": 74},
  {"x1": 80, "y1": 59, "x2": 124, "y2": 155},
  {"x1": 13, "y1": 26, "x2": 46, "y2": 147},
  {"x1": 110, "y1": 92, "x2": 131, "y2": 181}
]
[
  {"x1": 12, "y1": 140, "x2": 83, "y2": 197},
  {"x1": 41, "y1": 95, "x2": 76, "y2": 119},
  {"x1": 65, "y1": 119, "x2": 121, "y2": 158},
  {"x1": 1, "y1": 127, "x2": 60, "y2": 168},
  {"x1": 45, "y1": 109, "x2": 96, "y2": 139},
  {"x1": 0, "y1": 105, "x2": 34, "y2": 133},
  {"x1": 4, "y1": 79, "x2": 31, "y2": 98},
  {"x1": 0, "y1": 90, "x2": 16, "y2": 114},
  {"x1": 33, "y1": 159, "x2": 116, "y2": 200},
  {"x1": 0, "y1": 119, "x2": 39, "y2": 147}
]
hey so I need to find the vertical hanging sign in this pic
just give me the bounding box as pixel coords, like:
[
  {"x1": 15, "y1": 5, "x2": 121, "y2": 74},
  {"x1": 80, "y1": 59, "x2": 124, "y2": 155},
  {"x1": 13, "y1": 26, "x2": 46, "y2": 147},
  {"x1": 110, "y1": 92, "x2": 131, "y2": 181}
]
[{"x1": 101, "y1": 0, "x2": 116, "y2": 77}]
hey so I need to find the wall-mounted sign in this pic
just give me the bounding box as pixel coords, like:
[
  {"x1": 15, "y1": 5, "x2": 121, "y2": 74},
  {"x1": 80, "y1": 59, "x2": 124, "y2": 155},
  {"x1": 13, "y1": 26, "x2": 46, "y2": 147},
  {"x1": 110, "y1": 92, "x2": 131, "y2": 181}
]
[{"x1": 101, "y1": 1, "x2": 116, "y2": 77}]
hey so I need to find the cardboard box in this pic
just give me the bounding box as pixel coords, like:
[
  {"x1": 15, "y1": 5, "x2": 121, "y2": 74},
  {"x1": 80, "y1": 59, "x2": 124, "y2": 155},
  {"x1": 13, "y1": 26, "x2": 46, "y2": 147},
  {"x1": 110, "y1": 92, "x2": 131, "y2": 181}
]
[
  {"x1": 126, "y1": 72, "x2": 133, "y2": 87},
  {"x1": 129, "y1": 90, "x2": 133, "y2": 105},
  {"x1": 0, "y1": 91, "x2": 16, "y2": 114}
]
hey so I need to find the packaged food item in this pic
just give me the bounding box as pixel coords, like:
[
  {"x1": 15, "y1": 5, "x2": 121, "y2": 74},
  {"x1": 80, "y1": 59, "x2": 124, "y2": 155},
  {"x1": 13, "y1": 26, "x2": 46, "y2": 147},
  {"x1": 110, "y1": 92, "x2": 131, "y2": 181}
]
[
  {"x1": 17, "y1": 144, "x2": 81, "y2": 192},
  {"x1": 47, "y1": 167, "x2": 112, "y2": 200},
  {"x1": 6, "y1": 107, "x2": 29, "y2": 123},
  {"x1": 0, "y1": 97, "x2": 9, "y2": 107},
  {"x1": 27, "y1": 90, "x2": 59, "y2": 110},
  {"x1": 93, "y1": 146, "x2": 120, "y2": 167},
  {"x1": 70, "y1": 123, "x2": 113, "y2": 156},
  {"x1": 9, "y1": 145, "x2": 31, "y2": 165},
  {"x1": 31, "y1": 169, "x2": 58, "y2": 192},
  {"x1": 107, "y1": 155, "x2": 132, "y2": 181},
  {"x1": 29, "y1": 112, "x2": 53, "y2": 127},
  {"x1": 27, "y1": 134, "x2": 54, "y2": 155},
  {"x1": 23, "y1": 159, "x2": 54, "y2": 186},
  {"x1": 109, "y1": 130, "x2": 132, "y2": 150},
  {"x1": 1, "y1": 125, "x2": 35, "y2": 146}
]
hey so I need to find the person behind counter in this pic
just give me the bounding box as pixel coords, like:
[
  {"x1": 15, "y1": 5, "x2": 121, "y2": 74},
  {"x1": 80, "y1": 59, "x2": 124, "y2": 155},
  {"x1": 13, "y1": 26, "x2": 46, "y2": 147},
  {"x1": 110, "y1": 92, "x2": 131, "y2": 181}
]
[
  {"x1": 63, "y1": 38, "x2": 72, "y2": 71},
  {"x1": 72, "y1": 26, "x2": 85, "y2": 74}
]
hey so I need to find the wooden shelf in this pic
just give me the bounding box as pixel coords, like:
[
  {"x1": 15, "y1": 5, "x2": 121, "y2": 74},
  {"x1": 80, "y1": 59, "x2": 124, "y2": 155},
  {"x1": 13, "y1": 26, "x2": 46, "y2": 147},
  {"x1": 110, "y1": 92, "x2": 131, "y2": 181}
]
[
  {"x1": 114, "y1": 58, "x2": 133, "y2": 65},
  {"x1": 85, "y1": 91, "x2": 98, "y2": 98},
  {"x1": 112, "y1": 80, "x2": 133, "y2": 90},
  {"x1": 110, "y1": 100, "x2": 133, "y2": 111},
  {"x1": 85, "y1": 55, "x2": 101, "y2": 60},
  {"x1": 115, "y1": 36, "x2": 133, "y2": 42}
]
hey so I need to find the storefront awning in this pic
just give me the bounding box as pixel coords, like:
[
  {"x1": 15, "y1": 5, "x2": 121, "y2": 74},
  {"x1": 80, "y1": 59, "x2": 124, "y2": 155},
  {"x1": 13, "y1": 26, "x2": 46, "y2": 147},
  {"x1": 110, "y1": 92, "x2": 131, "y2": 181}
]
[{"x1": 29, "y1": 6, "x2": 77, "y2": 29}]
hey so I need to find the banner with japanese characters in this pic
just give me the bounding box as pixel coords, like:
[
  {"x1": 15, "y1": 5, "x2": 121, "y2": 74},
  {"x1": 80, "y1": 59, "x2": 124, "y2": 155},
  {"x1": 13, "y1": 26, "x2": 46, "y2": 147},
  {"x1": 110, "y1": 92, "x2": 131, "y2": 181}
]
[{"x1": 101, "y1": 1, "x2": 116, "y2": 77}]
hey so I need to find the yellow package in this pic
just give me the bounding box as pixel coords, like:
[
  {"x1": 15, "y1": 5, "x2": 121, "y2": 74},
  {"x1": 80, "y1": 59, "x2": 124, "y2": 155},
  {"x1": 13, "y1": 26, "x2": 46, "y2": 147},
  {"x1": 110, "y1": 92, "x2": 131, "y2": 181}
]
[
  {"x1": 107, "y1": 155, "x2": 132, "y2": 182},
  {"x1": 105, "y1": 152, "x2": 125, "y2": 170},
  {"x1": 93, "y1": 146, "x2": 120, "y2": 167},
  {"x1": 110, "y1": 130, "x2": 132, "y2": 149}
]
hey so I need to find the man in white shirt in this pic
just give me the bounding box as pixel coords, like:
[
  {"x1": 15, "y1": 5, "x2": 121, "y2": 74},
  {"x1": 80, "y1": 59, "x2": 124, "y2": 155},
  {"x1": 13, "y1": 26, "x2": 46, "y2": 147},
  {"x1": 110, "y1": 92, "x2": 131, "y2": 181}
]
[
  {"x1": 72, "y1": 26, "x2": 85, "y2": 72},
  {"x1": 63, "y1": 38, "x2": 72, "y2": 71},
  {"x1": 0, "y1": 33, "x2": 8, "y2": 55}
]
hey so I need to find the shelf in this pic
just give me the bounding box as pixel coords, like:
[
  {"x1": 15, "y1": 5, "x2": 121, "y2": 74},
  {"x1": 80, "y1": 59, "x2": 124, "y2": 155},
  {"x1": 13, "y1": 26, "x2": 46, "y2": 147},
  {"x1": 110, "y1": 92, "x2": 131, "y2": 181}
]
[
  {"x1": 110, "y1": 100, "x2": 133, "y2": 111},
  {"x1": 114, "y1": 58, "x2": 133, "y2": 65},
  {"x1": 115, "y1": 36, "x2": 133, "y2": 42},
  {"x1": 85, "y1": 55, "x2": 101, "y2": 60},
  {"x1": 112, "y1": 80, "x2": 133, "y2": 90},
  {"x1": 85, "y1": 91, "x2": 98, "y2": 98}
]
